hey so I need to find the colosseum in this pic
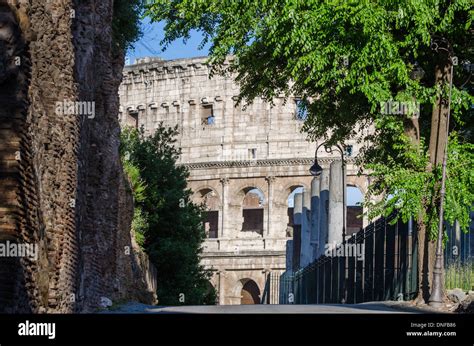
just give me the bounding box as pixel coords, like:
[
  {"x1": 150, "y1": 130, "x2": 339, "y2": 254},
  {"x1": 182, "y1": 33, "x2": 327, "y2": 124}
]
[{"x1": 118, "y1": 56, "x2": 369, "y2": 305}]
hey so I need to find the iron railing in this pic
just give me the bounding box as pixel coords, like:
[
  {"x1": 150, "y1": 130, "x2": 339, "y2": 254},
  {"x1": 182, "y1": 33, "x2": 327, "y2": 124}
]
[
  {"x1": 279, "y1": 271, "x2": 294, "y2": 304},
  {"x1": 280, "y1": 216, "x2": 419, "y2": 304},
  {"x1": 444, "y1": 215, "x2": 474, "y2": 291}
]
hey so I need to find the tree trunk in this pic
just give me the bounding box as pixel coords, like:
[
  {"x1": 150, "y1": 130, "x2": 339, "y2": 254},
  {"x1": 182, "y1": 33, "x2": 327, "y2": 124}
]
[
  {"x1": 403, "y1": 115, "x2": 420, "y2": 145},
  {"x1": 428, "y1": 59, "x2": 451, "y2": 169},
  {"x1": 414, "y1": 218, "x2": 437, "y2": 305},
  {"x1": 414, "y1": 54, "x2": 452, "y2": 304}
]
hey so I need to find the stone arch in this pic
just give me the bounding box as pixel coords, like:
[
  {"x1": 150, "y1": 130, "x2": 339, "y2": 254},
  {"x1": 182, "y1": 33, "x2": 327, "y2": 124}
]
[
  {"x1": 231, "y1": 180, "x2": 267, "y2": 204},
  {"x1": 192, "y1": 186, "x2": 221, "y2": 206},
  {"x1": 274, "y1": 181, "x2": 309, "y2": 205},
  {"x1": 346, "y1": 184, "x2": 364, "y2": 206},
  {"x1": 238, "y1": 186, "x2": 265, "y2": 236},
  {"x1": 193, "y1": 187, "x2": 220, "y2": 238},
  {"x1": 239, "y1": 278, "x2": 261, "y2": 304},
  {"x1": 282, "y1": 182, "x2": 309, "y2": 197},
  {"x1": 191, "y1": 183, "x2": 221, "y2": 202},
  {"x1": 239, "y1": 186, "x2": 265, "y2": 204},
  {"x1": 346, "y1": 175, "x2": 368, "y2": 196}
]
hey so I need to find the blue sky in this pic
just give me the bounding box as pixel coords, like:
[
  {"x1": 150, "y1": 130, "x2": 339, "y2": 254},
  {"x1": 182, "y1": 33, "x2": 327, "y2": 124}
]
[{"x1": 126, "y1": 20, "x2": 210, "y2": 64}]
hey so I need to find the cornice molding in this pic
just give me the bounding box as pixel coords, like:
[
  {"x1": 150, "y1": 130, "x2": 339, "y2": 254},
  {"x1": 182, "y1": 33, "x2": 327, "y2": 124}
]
[{"x1": 179, "y1": 157, "x2": 356, "y2": 170}]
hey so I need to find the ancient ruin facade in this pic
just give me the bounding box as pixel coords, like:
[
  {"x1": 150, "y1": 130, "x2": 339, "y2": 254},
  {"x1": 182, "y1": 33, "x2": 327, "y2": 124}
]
[{"x1": 119, "y1": 56, "x2": 369, "y2": 304}]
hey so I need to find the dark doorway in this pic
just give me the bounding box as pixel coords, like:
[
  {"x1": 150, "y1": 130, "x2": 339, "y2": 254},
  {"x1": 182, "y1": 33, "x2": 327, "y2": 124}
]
[
  {"x1": 240, "y1": 279, "x2": 261, "y2": 304},
  {"x1": 204, "y1": 210, "x2": 219, "y2": 238}
]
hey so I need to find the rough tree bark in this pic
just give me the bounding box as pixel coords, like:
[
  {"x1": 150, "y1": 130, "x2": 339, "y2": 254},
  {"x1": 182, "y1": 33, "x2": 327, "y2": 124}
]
[{"x1": 415, "y1": 53, "x2": 451, "y2": 305}]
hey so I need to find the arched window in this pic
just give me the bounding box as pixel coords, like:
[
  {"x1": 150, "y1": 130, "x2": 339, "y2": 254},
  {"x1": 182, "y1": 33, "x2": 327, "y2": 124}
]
[
  {"x1": 241, "y1": 188, "x2": 264, "y2": 235},
  {"x1": 195, "y1": 189, "x2": 220, "y2": 238}
]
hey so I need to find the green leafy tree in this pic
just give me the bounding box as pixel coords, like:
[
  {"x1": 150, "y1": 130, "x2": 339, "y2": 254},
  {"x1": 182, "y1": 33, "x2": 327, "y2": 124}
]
[
  {"x1": 112, "y1": 0, "x2": 145, "y2": 51},
  {"x1": 146, "y1": 0, "x2": 473, "y2": 303},
  {"x1": 120, "y1": 125, "x2": 217, "y2": 305}
]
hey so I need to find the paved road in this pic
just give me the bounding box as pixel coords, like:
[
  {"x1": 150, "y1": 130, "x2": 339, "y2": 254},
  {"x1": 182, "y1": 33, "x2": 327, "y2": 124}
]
[{"x1": 106, "y1": 301, "x2": 431, "y2": 314}]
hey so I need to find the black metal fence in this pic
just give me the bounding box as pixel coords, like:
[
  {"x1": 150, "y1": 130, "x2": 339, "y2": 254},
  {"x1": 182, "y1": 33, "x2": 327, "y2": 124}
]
[
  {"x1": 444, "y1": 214, "x2": 474, "y2": 291},
  {"x1": 280, "y1": 216, "x2": 419, "y2": 304},
  {"x1": 279, "y1": 271, "x2": 294, "y2": 304}
]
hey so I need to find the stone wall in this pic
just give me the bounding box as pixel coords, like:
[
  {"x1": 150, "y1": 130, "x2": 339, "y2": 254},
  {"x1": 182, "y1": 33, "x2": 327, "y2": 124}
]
[
  {"x1": 0, "y1": 0, "x2": 156, "y2": 313},
  {"x1": 119, "y1": 56, "x2": 319, "y2": 164}
]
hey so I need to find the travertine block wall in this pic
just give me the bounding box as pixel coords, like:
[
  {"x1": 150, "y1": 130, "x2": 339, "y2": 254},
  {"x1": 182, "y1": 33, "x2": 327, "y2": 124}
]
[
  {"x1": 119, "y1": 57, "x2": 317, "y2": 164},
  {"x1": 119, "y1": 57, "x2": 368, "y2": 304}
]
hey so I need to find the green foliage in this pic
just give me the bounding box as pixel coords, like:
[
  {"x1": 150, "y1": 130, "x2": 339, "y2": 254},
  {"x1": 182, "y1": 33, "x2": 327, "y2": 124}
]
[
  {"x1": 120, "y1": 125, "x2": 217, "y2": 305},
  {"x1": 444, "y1": 133, "x2": 474, "y2": 233},
  {"x1": 112, "y1": 0, "x2": 145, "y2": 51},
  {"x1": 146, "y1": 0, "x2": 474, "y2": 239},
  {"x1": 123, "y1": 159, "x2": 147, "y2": 203},
  {"x1": 364, "y1": 132, "x2": 474, "y2": 238},
  {"x1": 122, "y1": 157, "x2": 148, "y2": 247},
  {"x1": 363, "y1": 135, "x2": 432, "y2": 224},
  {"x1": 132, "y1": 207, "x2": 148, "y2": 248}
]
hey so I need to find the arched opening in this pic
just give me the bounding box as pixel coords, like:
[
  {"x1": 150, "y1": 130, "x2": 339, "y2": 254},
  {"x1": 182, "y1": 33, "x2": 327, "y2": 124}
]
[
  {"x1": 195, "y1": 188, "x2": 220, "y2": 238},
  {"x1": 241, "y1": 187, "x2": 264, "y2": 236},
  {"x1": 286, "y1": 186, "x2": 304, "y2": 237},
  {"x1": 240, "y1": 279, "x2": 261, "y2": 305},
  {"x1": 346, "y1": 185, "x2": 363, "y2": 236}
]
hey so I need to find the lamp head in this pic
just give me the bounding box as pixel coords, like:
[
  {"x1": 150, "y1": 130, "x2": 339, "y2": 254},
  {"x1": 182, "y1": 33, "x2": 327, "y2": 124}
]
[{"x1": 309, "y1": 161, "x2": 323, "y2": 176}]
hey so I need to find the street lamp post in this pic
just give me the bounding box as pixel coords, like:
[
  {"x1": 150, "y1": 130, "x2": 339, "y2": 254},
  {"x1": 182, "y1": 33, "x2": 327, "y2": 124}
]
[
  {"x1": 310, "y1": 142, "x2": 347, "y2": 302},
  {"x1": 428, "y1": 37, "x2": 456, "y2": 308}
]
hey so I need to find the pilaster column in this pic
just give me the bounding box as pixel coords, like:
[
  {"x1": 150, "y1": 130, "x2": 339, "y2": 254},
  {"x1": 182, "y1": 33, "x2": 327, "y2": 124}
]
[
  {"x1": 220, "y1": 178, "x2": 230, "y2": 238},
  {"x1": 218, "y1": 271, "x2": 226, "y2": 305},
  {"x1": 265, "y1": 176, "x2": 276, "y2": 237}
]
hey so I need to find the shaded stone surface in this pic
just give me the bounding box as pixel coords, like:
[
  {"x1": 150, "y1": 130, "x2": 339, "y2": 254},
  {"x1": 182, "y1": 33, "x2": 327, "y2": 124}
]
[
  {"x1": 0, "y1": 0, "x2": 156, "y2": 313},
  {"x1": 327, "y1": 160, "x2": 345, "y2": 246}
]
